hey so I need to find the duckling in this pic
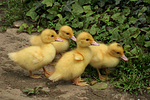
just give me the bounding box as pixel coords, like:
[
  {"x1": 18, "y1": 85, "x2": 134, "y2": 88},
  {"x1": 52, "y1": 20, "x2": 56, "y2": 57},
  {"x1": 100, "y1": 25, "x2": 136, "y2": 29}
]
[
  {"x1": 48, "y1": 32, "x2": 99, "y2": 86},
  {"x1": 30, "y1": 25, "x2": 76, "y2": 54},
  {"x1": 8, "y1": 29, "x2": 63, "y2": 78},
  {"x1": 89, "y1": 42, "x2": 128, "y2": 81}
]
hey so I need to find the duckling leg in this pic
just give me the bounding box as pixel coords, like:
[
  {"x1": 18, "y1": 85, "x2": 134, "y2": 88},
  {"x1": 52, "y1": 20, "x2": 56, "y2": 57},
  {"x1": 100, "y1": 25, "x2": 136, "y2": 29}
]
[
  {"x1": 43, "y1": 67, "x2": 53, "y2": 77},
  {"x1": 96, "y1": 68, "x2": 108, "y2": 81},
  {"x1": 104, "y1": 68, "x2": 112, "y2": 74},
  {"x1": 29, "y1": 71, "x2": 41, "y2": 79},
  {"x1": 49, "y1": 62, "x2": 57, "y2": 66},
  {"x1": 72, "y1": 77, "x2": 89, "y2": 86}
]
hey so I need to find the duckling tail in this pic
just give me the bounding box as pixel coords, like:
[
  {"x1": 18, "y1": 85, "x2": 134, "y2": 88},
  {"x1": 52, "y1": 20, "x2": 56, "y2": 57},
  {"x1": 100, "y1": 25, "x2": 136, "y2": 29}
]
[
  {"x1": 8, "y1": 52, "x2": 17, "y2": 62},
  {"x1": 48, "y1": 73, "x2": 62, "y2": 82}
]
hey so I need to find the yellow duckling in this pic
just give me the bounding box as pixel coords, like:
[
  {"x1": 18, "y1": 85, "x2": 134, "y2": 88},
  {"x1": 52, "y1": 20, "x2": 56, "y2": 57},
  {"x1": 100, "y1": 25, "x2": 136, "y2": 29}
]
[
  {"x1": 30, "y1": 25, "x2": 76, "y2": 54},
  {"x1": 90, "y1": 42, "x2": 128, "y2": 80},
  {"x1": 8, "y1": 29, "x2": 63, "y2": 78},
  {"x1": 48, "y1": 32, "x2": 99, "y2": 86}
]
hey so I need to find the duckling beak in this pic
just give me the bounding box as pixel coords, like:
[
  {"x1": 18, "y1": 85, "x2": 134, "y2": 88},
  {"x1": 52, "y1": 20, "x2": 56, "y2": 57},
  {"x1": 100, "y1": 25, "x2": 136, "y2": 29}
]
[
  {"x1": 70, "y1": 36, "x2": 76, "y2": 41},
  {"x1": 120, "y1": 55, "x2": 128, "y2": 61},
  {"x1": 55, "y1": 37, "x2": 63, "y2": 42},
  {"x1": 91, "y1": 41, "x2": 99, "y2": 46}
]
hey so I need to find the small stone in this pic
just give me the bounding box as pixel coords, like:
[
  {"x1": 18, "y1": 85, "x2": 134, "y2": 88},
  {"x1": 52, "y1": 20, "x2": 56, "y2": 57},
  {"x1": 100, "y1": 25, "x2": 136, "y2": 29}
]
[
  {"x1": 6, "y1": 28, "x2": 18, "y2": 34},
  {"x1": 13, "y1": 20, "x2": 24, "y2": 27},
  {"x1": 90, "y1": 82, "x2": 108, "y2": 89},
  {"x1": 42, "y1": 87, "x2": 50, "y2": 92}
]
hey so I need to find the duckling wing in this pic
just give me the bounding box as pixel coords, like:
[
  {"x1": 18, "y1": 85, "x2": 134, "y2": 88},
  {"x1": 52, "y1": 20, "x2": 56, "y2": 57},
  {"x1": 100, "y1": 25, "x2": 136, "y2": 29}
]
[
  {"x1": 74, "y1": 53, "x2": 84, "y2": 61},
  {"x1": 32, "y1": 50, "x2": 43, "y2": 64}
]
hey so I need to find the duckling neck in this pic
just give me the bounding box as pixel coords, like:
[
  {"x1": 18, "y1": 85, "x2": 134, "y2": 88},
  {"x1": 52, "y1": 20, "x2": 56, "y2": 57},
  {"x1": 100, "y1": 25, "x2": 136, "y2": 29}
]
[{"x1": 76, "y1": 45, "x2": 92, "y2": 58}]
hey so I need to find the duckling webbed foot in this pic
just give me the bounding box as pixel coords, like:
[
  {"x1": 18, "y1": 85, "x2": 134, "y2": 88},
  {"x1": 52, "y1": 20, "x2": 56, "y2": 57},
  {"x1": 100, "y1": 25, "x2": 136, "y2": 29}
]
[
  {"x1": 43, "y1": 67, "x2": 53, "y2": 77},
  {"x1": 96, "y1": 68, "x2": 109, "y2": 81},
  {"x1": 72, "y1": 77, "x2": 89, "y2": 86},
  {"x1": 29, "y1": 71, "x2": 41, "y2": 79},
  {"x1": 99, "y1": 75, "x2": 109, "y2": 81}
]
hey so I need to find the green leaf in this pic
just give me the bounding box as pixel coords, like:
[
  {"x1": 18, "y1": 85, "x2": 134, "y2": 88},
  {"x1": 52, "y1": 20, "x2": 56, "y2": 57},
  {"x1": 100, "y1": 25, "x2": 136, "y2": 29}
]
[
  {"x1": 55, "y1": 23, "x2": 62, "y2": 30},
  {"x1": 100, "y1": 13, "x2": 110, "y2": 23},
  {"x1": 90, "y1": 82, "x2": 108, "y2": 89},
  {"x1": 130, "y1": 47, "x2": 138, "y2": 55},
  {"x1": 111, "y1": 13, "x2": 126, "y2": 23},
  {"x1": 72, "y1": 2, "x2": 84, "y2": 15},
  {"x1": 141, "y1": 6, "x2": 147, "y2": 13},
  {"x1": 27, "y1": 24, "x2": 34, "y2": 34},
  {"x1": 78, "y1": 0, "x2": 91, "y2": 6},
  {"x1": 144, "y1": 0, "x2": 150, "y2": 4},
  {"x1": 18, "y1": 25, "x2": 24, "y2": 32},
  {"x1": 83, "y1": 5, "x2": 94, "y2": 16},
  {"x1": 144, "y1": 41, "x2": 150, "y2": 47},
  {"x1": 131, "y1": 28, "x2": 141, "y2": 38},
  {"x1": 90, "y1": 24, "x2": 98, "y2": 35},
  {"x1": 123, "y1": 6, "x2": 130, "y2": 16},
  {"x1": 42, "y1": 0, "x2": 54, "y2": 7},
  {"x1": 37, "y1": 27, "x2": 43, "y2": 33},
  {"x1": 129, "y1": 16, "x2": 137, "y2": 24},
  {"x1": 26, "y1": 8, "x2": 37, "y2": 20}
]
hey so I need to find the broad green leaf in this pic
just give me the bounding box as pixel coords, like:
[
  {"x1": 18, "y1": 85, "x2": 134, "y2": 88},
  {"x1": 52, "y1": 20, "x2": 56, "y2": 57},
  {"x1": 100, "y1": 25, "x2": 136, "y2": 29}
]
[
  {"x1": 55, "y1": 23, "x2": 62, "y2": 30},
  {"x1": 78, "y1": 0, "x2": 90, "y2": 6},
  {"x1": 128, "y1": 27, "x2": 138, "y2": 34},
  {"x1": 131, "y1": 28, "x2": 141, "y2": 38},
  {"x1": 144, "y1": 41, "x2": 150, "y2": 47},
  {"x1": 144, "y1": 0, "x2": 150, "y2": 4},
  {"x1": 141, "y1": 6, "x2": 147, "y2": 13},
  {"x1": 90, "y1": 82, "x2": 108, "y2": 89},
  {"x1": 130, "y1": 47, "x2": 138, "y2": 55},
  {"x1": 27, "y1": 24, "x2": 34, "y2": 34},
  {"x1": 123, "y1": 6, "x2": 130, "y2": 16},
  {"x1": 57, "y1": 14, "x2": 63, "y2": 19},
  {"x1": 63, "y1": 5, "x2": 72, "y2": 13},
  {"x1": 42, "y1": 0, "x2": 54, "y2": 7},
  {"x1": 37, "y1": 27, "x2": 43, "y2": 33},
  {"x1": 119, "y1": 24, "x2": 129, "y2": 31},
  {"x1": 115, "y1": 0, "x2": 121, "y2": 5},
  {"x1": 18, "y1": 25, "x2": 24, "y2": 32},
  {"x1": 109, "y1": 27, "x2": 120, "y2": 41},
  {"x1": 26, "y1": 8, "x2": 37, "y2": 20},
  {"x1": 90, "y1": 24, "x2": 98, "y2": 35},
  {"x1": 83, "y1": 5, "x2": 94, "y2": 16},
  {"x1": 111, "y1": 13, "x2": 126, "y2": 23},
  {"x1": 100, "y1": 13, "x2": 110, "y2": 23},
  {"x1": 129, "y1": 16, "x2": 137, "y2": 24},
  {"x1": 72, "y1": 2, "x2": 84, "y2": 15},
  {"x1": 111, "y1": 13, "x2": 121, "y2": 19}
]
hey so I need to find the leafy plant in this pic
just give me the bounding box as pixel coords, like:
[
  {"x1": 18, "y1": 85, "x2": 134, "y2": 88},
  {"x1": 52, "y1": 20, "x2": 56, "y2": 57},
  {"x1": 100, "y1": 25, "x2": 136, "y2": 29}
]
[{"x1": 23, "y1": 87, "x2": 43, "y2": 96}]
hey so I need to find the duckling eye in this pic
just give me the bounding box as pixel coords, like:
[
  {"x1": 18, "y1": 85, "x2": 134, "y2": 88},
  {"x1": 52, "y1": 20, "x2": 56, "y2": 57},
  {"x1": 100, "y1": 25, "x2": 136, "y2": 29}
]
[
  {"x1": 86, "y1": 39, "x2": 89, "y2": 41},
  {"x1": 51, "y1": 35, "x2": 54, "y2": 37},
  {"x1": 116, "y1": 52, "x2": 120, "y2": 54},
  {"x1": 66, "y1": 33, "x2": 69, "y2": 35}
]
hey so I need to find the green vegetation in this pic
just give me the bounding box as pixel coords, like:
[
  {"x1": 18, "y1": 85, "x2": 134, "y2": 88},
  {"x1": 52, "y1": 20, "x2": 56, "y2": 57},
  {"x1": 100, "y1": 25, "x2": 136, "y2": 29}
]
[{"x1": 1, "y1": 0, "x2": 150, "y2": 95}]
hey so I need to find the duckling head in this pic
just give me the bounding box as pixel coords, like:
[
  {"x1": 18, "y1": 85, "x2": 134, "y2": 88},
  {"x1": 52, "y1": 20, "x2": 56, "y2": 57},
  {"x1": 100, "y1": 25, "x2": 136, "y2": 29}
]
[
  {"x1": 108, "y1": 42, "x2": 128, "y2": 61},
  {"x1": 59, "y1": 25, "x2": 76, "y2": 41},
  {"x1": 77, "y1": 32, "x2": 99, "y2": 47},
  {"x1": 40, "y1": 29, "x2": 63, "y2": 43}
]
